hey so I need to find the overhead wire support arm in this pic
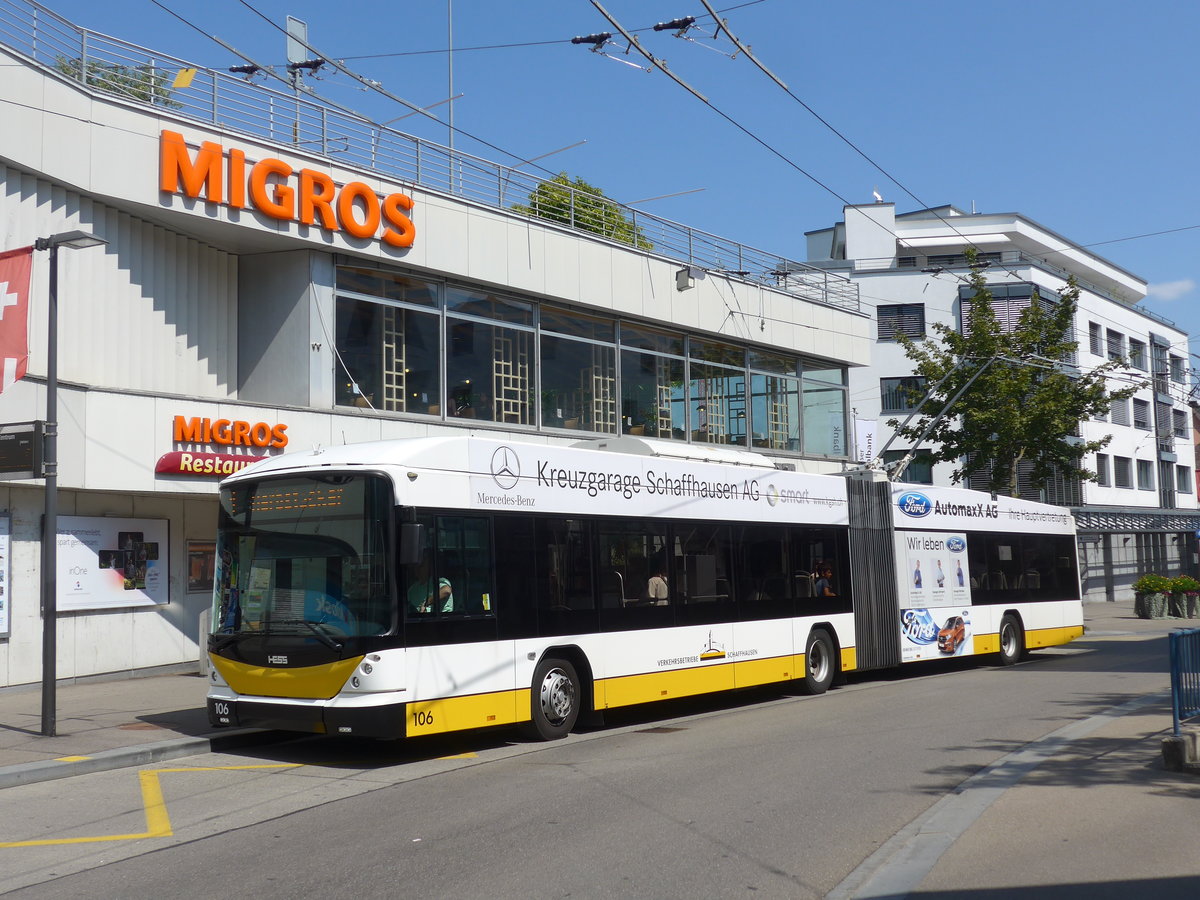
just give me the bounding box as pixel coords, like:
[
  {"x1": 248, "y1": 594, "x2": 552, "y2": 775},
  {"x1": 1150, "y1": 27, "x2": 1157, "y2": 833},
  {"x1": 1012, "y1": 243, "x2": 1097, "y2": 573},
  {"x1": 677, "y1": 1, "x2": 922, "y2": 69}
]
[
  {"x1": 696, "y1": 0, "x2": 786, "y2": 87},
  {"x1": 590, "y1": 2, "x2": 708, "y2": 102},
  {"x1": 230, "y1": 0, "x2": 557, "y2": 173}
]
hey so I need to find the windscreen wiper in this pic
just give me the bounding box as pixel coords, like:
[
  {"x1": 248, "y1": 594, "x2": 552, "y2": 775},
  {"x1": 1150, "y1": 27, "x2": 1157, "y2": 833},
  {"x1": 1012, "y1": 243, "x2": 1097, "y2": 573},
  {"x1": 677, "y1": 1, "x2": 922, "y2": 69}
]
[
  {"x1": 259, "y1": 617, "x2": 344, "y2": 651},
  {"x1": 210, "y1": 633, "x2": 240, "y2": 652},
  {"x1": 303, "y1": 620, "x2": 344, "y2": 652}
]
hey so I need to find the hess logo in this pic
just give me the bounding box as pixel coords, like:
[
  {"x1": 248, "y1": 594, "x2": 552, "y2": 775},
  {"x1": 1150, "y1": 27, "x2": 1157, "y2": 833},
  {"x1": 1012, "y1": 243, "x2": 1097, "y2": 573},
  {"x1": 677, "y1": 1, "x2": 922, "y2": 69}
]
[{"x1": 897, "y1": 492, "x2": 932, "y2": 517}]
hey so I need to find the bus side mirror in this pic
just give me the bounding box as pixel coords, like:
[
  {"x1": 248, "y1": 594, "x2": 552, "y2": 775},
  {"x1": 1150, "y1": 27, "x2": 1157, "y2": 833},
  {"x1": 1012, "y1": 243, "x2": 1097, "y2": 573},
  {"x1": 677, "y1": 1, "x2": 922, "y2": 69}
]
[{"x1": 398, "y1": 523, "x2": 425, "y2": 566}]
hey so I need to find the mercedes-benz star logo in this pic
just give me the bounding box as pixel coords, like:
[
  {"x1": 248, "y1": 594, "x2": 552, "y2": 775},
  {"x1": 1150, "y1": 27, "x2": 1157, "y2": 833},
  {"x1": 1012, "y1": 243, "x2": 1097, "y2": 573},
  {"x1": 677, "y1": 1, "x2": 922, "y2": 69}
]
[{"x1": 490, "y1": 446, "x2": 520, "y2": 490}]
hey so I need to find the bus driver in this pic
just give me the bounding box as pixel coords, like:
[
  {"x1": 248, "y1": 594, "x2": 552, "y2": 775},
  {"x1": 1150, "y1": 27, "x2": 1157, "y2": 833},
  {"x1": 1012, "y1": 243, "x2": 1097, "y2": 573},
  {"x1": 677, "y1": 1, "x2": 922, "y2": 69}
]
[{"x1": 408, "y1": 557, "x2": 453, "y2": 614}]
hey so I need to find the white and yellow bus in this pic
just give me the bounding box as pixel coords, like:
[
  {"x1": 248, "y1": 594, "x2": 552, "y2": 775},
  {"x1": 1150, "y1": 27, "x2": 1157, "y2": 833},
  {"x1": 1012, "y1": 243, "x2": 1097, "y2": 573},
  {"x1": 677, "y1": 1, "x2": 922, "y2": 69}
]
[{"x1": 206, "y1": 436, "x2": 1084, "y2": 740}]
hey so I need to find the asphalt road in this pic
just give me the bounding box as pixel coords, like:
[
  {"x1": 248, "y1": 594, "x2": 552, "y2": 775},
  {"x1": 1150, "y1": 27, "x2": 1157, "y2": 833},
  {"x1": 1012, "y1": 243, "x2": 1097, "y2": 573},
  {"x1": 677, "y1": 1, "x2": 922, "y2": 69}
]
[{"x1": 0, "y1": 630, "x2": 1174, "y2": 899}]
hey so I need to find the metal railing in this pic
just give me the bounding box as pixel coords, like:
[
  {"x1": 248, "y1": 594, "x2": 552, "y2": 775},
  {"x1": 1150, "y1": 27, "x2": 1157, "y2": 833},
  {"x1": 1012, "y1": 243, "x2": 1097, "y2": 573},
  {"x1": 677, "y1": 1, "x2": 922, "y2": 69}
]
[
  {"x1": 0, "y1": 0, "x2": 858, "y2": 312},
  {"x1": 1169, "y1": 627, "x2": 1200, "y2": 736}
]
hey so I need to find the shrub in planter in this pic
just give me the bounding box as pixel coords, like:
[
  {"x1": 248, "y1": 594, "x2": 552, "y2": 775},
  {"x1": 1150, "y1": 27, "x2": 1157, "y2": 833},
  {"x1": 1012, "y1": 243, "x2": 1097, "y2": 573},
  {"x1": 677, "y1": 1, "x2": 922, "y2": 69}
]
[
  {"x1": 1171, "y1": 575, "x2": 1200, "y2": 618},
  {"x1": 1133, "y1": 573, "x2": 1173, "y2": 619}
]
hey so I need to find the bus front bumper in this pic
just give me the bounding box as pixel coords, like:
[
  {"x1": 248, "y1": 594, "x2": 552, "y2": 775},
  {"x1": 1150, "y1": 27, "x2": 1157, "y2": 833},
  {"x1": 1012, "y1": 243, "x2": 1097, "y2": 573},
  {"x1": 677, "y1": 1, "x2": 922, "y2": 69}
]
[{"x1": 207, "y1": 694, "x2": 407, "y2": 739}]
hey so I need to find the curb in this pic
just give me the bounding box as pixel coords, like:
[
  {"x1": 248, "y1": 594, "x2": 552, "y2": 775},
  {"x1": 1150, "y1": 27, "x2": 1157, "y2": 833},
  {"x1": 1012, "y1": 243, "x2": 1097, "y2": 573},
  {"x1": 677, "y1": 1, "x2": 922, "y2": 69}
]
[{"x1": 0, "y1": 728, "x2": 281, "y2": 790}]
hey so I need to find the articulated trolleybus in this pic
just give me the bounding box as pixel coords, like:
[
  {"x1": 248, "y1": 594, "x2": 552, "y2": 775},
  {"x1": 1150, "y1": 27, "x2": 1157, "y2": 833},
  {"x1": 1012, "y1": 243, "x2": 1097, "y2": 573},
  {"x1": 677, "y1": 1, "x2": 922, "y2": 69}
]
[{"x1": 206, "y1": 436, "x2": 1084, "y2": 740}]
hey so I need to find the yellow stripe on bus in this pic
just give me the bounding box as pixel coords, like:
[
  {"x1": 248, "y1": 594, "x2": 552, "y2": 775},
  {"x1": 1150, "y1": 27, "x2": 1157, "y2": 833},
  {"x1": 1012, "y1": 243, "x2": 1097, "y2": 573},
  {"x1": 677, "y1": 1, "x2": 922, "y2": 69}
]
[
  {"x1": 1027, "y1": 624, "x2": 1084, "y2": 649},
  {"x1": 973, "y1": 624, "x2": 1084, "y2": 656},
  {"x1": 407, "y1": 689, "x2": 530, "y2": 737},
  {"x1": 210, "y1": 654, "x2": 363, "y2": 699}
]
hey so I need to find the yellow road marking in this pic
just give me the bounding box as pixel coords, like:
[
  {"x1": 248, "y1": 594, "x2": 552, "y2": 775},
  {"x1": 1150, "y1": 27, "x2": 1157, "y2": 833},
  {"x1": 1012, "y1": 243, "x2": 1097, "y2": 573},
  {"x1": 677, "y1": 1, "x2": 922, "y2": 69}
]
[
  {"x1": 0, "y1": 763, "x2": 301, "y2": 849},
  {"x1": 437, "y1": 752, "x2": 479, "y2": 760},
  {"x1": 54, "y1": 756, "x2": 91, "y2": 762}
]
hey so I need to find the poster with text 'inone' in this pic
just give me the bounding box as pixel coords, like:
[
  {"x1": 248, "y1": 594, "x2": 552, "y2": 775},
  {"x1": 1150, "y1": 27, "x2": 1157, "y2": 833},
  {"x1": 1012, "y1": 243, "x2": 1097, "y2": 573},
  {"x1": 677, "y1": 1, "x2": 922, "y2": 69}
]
[
  {"x1": 0, "y1": 516, "x2": 10, "y2": 637},
  {"x1": 57, "y1": 516, "x2": 169, "y2": 611}
]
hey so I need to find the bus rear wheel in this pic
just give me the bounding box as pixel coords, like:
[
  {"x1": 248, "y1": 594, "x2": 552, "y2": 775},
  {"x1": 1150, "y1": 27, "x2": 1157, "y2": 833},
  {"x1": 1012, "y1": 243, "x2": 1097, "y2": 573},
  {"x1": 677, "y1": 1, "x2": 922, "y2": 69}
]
[
  {"x1": 997, "y1": 615, "x2": 1024, "y2": 666},
  {"x1": 799, "y1": 630, "x2": 836, "y2": 695},
  {"x1": 529, "y1": 657, "x2": 580, "y2": 740}
]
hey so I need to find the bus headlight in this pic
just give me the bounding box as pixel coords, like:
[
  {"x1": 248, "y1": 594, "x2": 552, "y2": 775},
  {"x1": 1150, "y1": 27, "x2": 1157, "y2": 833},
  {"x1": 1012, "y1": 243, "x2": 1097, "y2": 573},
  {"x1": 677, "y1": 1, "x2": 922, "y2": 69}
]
[
  {"x1": 351, "y1": 676, "x2": 361, "y2": 688},
  {"x1": 361, "y1": 662, "x2": 374, "y2": 675}
]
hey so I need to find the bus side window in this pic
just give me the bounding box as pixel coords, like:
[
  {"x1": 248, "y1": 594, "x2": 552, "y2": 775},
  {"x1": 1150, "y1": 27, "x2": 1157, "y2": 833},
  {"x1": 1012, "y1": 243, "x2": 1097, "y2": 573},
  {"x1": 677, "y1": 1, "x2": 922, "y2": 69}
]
[{"x1": 434, "y1": 516, "x2": 494, "y2": 615}]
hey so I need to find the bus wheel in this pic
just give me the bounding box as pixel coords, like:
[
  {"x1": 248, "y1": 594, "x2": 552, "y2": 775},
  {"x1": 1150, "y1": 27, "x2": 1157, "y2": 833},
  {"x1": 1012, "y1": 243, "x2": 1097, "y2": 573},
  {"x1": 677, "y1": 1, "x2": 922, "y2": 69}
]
[
  {"x1": 530, "y1": 657, "x2": 580, "y2": 740},
  {"x1": 800, "y1": 630, "x2": 836, "y2": 695},
  {"x1": 997, "y1": 615, "x2": 1024, "y2": 666}
]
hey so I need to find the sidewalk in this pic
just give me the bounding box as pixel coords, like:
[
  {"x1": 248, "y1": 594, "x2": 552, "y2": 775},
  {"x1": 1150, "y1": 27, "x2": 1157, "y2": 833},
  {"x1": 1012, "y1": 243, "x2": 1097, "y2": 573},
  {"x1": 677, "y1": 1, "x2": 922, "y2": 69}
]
[
  {"x1": 0, "y1": 600, "x2": 1192, "y2": 791},
  {"x1": 0, "y1": 666, "x2": 271, "y2": 789}
]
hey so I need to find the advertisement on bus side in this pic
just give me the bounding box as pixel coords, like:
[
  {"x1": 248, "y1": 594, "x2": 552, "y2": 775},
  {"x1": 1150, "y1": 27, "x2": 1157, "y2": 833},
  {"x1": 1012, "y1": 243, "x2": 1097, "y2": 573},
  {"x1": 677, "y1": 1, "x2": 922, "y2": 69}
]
[
  {"x1": 466, "y1": 442, "x2": 850, "y2": 525},
  {"x1": 900, "y1": 607, "x2": 973, "y2": 661}
]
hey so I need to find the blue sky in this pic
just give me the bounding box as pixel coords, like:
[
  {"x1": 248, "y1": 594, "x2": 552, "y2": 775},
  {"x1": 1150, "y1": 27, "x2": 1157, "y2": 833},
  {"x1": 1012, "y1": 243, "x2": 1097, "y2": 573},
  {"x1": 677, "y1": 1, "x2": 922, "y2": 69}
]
[{"x1": 36, "y1": 0, "x2": 1200, "y2": 355}]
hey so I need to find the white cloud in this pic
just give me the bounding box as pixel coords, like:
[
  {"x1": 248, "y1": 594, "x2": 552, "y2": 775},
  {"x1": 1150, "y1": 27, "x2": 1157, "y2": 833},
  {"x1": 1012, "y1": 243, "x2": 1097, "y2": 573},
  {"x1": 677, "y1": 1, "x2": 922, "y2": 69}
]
[{"x1": 1146, "y1": 279, "x2": 1196, "y2": 301}]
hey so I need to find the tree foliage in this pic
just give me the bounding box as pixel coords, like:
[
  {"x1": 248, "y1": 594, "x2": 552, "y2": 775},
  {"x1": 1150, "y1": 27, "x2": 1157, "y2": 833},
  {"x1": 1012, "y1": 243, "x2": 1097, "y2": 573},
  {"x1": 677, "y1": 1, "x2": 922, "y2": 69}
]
[
  {"x1": 55, "y1": 57, "x2": 182, "y2": 109},
  {"x1": 889, "y1": 252, "x2": 1136, "y2": 496},
  {"x1": 514, "y1": 172, "x2": 652, "y2": 250}
]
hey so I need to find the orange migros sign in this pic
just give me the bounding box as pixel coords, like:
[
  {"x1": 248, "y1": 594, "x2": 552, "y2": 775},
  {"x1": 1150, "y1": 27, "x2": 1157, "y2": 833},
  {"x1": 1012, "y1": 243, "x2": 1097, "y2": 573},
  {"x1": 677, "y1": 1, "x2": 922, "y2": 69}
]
[{"x1": 159, "y1": 130, "x2": 416, "y2": 248}]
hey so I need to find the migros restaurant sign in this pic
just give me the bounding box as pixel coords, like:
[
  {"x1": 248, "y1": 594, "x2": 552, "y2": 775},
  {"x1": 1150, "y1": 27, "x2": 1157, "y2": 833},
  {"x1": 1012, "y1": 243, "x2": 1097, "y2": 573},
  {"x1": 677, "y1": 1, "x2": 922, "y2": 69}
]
[
  {"x1": 155, "y1": 415, "x2": 288, "y2": 478},
  {"x1": 159, "y1": 130, "x2": 416, "y2": 248}
]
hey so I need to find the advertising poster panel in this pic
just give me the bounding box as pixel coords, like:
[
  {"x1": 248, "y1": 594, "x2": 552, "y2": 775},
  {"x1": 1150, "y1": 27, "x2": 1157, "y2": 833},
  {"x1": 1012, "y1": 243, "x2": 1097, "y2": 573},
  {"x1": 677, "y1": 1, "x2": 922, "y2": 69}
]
[
  {"x1": 57, "y1": 516, "x2": 169, "y2": 611},
  {"x1": 895, "y1": 528, "x2": 973, "y2": 661}
]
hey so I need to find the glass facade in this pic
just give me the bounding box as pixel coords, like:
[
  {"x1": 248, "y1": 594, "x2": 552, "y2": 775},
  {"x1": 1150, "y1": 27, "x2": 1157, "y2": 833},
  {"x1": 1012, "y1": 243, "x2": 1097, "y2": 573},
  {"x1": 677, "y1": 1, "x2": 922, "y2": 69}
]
[{"x1": 334, "y1": 265, "x2": 849, "y2": 458}]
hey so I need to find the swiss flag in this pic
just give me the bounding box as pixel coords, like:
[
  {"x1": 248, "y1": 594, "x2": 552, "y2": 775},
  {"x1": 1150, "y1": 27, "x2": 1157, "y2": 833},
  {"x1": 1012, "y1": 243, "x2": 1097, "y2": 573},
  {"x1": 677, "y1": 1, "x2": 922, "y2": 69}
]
[{"x1": 0, "y1": 246, "x2": 33, "y2": 394}]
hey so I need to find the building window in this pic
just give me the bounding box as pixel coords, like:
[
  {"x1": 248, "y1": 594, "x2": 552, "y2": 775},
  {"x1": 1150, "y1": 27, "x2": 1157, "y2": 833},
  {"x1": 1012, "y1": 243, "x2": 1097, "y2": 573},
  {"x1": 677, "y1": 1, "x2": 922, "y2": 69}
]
[
  {"x1": 882, "y1": 449, "x2": 933, "y2": 484},
  {"x1": 335, "y1": 269, "x2": 442, "y2": 414},
  {"x1": 1106, "y1": 329, "x2": 1125, "y2": 361},
  {"x1": 1171, "y1": 355, "x2": 1186, "y2": 384},
  {"x1": 619, "y1": 324, "x2": 686, "y2": 441},
  {"x1": 1128, "y1": 339, "x2": 1147, "y2": 371},
  {"x1": 1109, "y1": 398, "x2": 1129, "y2": 427},
  {"x1": 877, "y1": 304, "x2": 925, "y2": 341},
  {"x1": 748, "y1": 350, "x2": 801, "y2": 452},
  {"x1": 1173, "y1": 408, "x2": 1188, "y2": 439},
  {"x1": 1094, "y1": 453, "x2": 1110, "y2": 487},
  {"x1": 333, "y1": 265, "x2": 849, "y2": 457},
  {"x1": 1089, "y1": 322, "x2": 1103, "y2": 356},
  {"x1": 446, "y1": 287, "x2": 536, "y2": 425},
  {"x1": 802, "y1": 365, "x2": 848, "y2": 457},
  {"x1": 689, "y1": 339, "x2": 748, "y2": 445},
  {"x1": 1132, "y1": 398, "x2": 1150, "y2": 430},
  {"x1": 880, "y1": 377, "x2": 927, "y2": 414},
  {"x1": 1114, "y1": 456, "x2": 1132, "y2": 488},
  {"x1": 958, "y1": 282, "x2": 1057, "y2": 336},
  {"x1": 1177, "y1": 465, "x2": 1194, "y2": 494},
  {"x1": 931, "y1": 252, "x2": 1001, "y2": 268},
  {"x1": 540, "y1": 307, "x2": 617, "y2": 433},
  {"x1": 1137, "y1": 459, "x2": 1155, "y2": 491}
]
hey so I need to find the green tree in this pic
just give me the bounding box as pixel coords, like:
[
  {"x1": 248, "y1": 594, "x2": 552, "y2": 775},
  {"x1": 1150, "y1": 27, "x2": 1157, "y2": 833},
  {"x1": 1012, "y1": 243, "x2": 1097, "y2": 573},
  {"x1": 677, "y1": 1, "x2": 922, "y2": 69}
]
[
  {"x1": 514, "y1": 172, "x2": 652, "y2": 250},
  {"x1": 888, "y1": 252, "x2": 1136, "y2": 496},
  {"x1": 55, "y1": 57, "x2": 182, "y2": 108}
]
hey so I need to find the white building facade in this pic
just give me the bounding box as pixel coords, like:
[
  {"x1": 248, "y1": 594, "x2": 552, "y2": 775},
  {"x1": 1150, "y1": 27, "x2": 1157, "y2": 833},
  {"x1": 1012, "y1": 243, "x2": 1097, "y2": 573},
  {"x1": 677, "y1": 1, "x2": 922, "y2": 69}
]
[
  {"x1": 0, "y1": 5, "x2": 867, "y2": 687},
  {"x1": 807, "y1": 204, "x2": 1199, "y2": 602}
]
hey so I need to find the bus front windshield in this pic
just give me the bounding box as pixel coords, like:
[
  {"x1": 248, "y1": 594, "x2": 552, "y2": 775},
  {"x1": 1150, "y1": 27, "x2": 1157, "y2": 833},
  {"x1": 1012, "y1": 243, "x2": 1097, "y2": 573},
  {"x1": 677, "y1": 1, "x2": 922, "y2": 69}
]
[{"x1": 212, "y1": 474, "x2": 393, "y2": 640}]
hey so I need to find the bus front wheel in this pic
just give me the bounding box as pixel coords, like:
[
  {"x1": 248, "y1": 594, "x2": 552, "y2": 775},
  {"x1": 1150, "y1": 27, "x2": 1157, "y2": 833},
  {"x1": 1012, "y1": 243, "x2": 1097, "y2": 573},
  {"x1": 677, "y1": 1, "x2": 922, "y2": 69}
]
[
  {"x1": 799, "y1": 630, "x2": 836, "y2": 695},
  {"x1": 529, "y1": 657, "x2": 581, "y2": 740},
  {"x1": 997, "y1": 615, "x2": 1024, "y2": 666}
]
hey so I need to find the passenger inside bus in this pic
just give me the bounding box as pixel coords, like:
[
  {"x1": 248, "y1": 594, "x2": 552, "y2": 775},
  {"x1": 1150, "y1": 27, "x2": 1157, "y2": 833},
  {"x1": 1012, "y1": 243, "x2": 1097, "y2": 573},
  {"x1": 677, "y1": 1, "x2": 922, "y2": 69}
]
[
  {"x1": 407, "y1": 557, "x2": 453, "y2": 614},
  {"x1": 643, "y1": 560, "x2": 669, "y2": 606},
  {"x1": 814, "y1": 563, "x2": 837, "y2": 598}
]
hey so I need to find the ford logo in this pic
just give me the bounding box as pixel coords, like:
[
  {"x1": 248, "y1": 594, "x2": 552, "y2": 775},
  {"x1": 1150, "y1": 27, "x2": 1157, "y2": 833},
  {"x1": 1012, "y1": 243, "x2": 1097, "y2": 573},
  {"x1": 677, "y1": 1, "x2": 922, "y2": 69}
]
[
  {"x1": 897, "y1": 492, "x2": 932, "y2": 517},
  {"x1": 946, "y1": 537, "x2": 966, "y2": 553}
]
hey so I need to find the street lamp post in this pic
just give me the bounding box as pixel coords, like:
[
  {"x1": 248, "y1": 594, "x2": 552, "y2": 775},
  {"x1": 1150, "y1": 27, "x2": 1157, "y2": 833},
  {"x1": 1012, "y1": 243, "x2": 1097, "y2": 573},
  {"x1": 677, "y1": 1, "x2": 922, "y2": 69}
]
[{"x1": 32, "y1": 230, "x2": 107, "y2": 737}]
